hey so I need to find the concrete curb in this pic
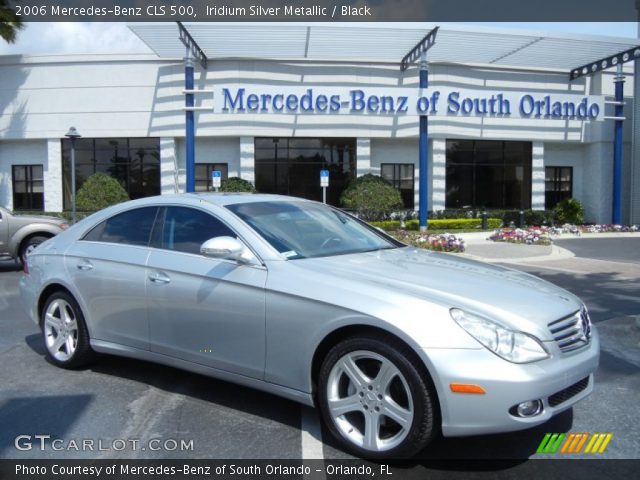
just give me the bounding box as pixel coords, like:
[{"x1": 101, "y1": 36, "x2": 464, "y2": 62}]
[
  {"x1": 459, "y1": 245, "x2": 575, "y2": 264},
  {"x1": 454, "y1": 231, "x2": 638, "y2": 263}
]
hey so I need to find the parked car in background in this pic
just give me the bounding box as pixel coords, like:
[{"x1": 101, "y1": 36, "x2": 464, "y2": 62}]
[
  {"x1": 0, "y1": 206, "x2": 68, "y2": 263},
  {"x1": 19, "y1": 194, "x2": 599, "y2": 459}
]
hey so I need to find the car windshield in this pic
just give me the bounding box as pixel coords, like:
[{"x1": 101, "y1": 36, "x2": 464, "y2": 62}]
[{"x1": 226, "y1": 201, "x2": 400, "y2": 259}]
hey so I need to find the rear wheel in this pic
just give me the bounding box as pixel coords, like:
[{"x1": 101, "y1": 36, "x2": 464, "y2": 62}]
[
  {"x1": 20, "y1": 235, "x2": 49, "y2": 264},
  {"x1": 318, "y1": 335, "x2": 437, "y2": 459},
  {"x1": 41, "y1": 292, "x2": 95, "y2": 369}
]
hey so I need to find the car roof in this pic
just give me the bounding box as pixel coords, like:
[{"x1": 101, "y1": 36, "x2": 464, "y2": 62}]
[{"x1": 137, "y1": 193, "x2": 314, "y2": 207}]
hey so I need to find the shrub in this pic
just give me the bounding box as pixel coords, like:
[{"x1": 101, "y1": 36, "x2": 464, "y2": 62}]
[
  {"x1": 340, "y1": 174, "x2": 403, "y2": 221},
  {"x1": 411, "y1": 218, "x2": 502, "y2": 230},
  {"x1": 219, "y1": 176, "x2": 256, "y2": 193},
  {"x1": 369, "y1": 220, "x2": 402, "y2": 231},
  {"x1": 553, "y1": 198, "x2": 584, "y2": 225},
  {"x1": 76, "y1": 173, "x2": 129, "y2": 212},
  {"x1": 369, "y1": 218, "x2": 502, "y2": 231}
]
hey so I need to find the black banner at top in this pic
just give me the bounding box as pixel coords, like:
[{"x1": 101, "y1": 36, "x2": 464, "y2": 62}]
[{"x1": 3, "y1": 0, "x2": 640, "y2": 22}]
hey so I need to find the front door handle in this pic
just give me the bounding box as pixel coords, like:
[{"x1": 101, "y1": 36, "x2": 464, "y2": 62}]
[
  {"x1": 149, "y1": 272, "x2": 171, "y2": 284},
  {"x1": 76, "y1": 260, "x2": 93, "y2": 271}
]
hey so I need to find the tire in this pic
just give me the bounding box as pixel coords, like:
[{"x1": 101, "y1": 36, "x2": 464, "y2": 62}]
[
  {"x1": 40, "y1": 291, "x2": 95, "y2": 369},
  {"x1": 20, "y1": 235, "x2": 49, "y2": 264},
  {"x1": 318, "y1": 335, "x2": 437, "y2": 459}
]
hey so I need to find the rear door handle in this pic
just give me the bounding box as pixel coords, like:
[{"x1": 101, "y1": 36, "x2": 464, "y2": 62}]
[
  {"x1": 76, "y1": 260, "x2": 93, "y2": 271},
  {"x1": 149, "y1": 272, "x2": 171, "y2": 284}
]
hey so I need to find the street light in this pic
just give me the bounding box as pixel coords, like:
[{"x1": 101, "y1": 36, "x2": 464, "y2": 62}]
[{"x1": 65, "y1": 127, "x2": 81, "y2": 224}]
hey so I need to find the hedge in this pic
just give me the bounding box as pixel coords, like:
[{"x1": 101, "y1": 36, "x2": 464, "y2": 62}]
[{"x1": 370, "y1": 218, "x2": 502, "y2": 231}]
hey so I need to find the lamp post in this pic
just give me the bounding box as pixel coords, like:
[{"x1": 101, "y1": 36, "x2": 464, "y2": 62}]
[{"x1": 65, "y1": 127, "x2": 81, "y2": 224}]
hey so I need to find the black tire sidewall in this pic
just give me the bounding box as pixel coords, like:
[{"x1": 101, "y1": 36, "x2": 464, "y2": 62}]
[
  {"x1": 20, "y1": 235, "x2": 48, "y2": 264},
  {"x1": 317, "y1": 335, "x2": 436, "y2": 459},
  {"x1": 41, "y1": 291, "x2": 94, "y2": 369}
]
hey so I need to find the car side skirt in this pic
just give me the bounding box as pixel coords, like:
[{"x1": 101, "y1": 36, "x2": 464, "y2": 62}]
[{"x1": 90, "y1": 339, "x2": 315, "y2": 407}]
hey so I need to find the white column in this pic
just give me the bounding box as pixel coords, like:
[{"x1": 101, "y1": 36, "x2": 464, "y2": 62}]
[
  {"x1": 431, "y1": 139, "x2": 446, "y2": 212},
  {"x1": 531, "y1": 142, "x2": 545, "y2": 211},
  {"x1": 356, "y1": 138, "x2": 371, "y2": 176},
  {"x1": 45, "y1": 139, "x2": 63, "y2": 212},
  {"x1": 160, "y1": 137, "x2": 181, "y2": 194},
  {"x1": 239, "y1": 136, "x2": 255, "y2": 184}
]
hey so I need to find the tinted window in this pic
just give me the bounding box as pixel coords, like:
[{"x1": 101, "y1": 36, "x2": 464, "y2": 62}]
[
  {"x1": 445, "y1": 139, "x2": 532, "y2": 209},
  {"x1": 12, "y1": 165, "x2": 44, "y2": 211},
  {"x1": 83, "y1": 207, "x2": 158, "y2": 246},
  {"x1": 61, "y1": 137, "x2": 161, "y2": 210},
  {"x1": 254, "y1": 137, "x2": 356, "y2": 206},
  {"x1": 157, "y1": 207, "x2": 235, "y2": 255}
]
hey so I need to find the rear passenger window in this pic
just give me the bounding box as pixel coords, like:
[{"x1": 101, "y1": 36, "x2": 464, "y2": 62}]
[
  {"x1": 83, "y1": 207, "x2": 158, "y2": 246},
  {"x1": 159, "y1": 207, "x2": 235, "y2": 255}
]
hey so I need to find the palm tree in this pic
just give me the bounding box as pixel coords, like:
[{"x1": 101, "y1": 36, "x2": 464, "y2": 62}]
[{"x1": 0, "y1": 0, "x2": 23, "y2": 44}]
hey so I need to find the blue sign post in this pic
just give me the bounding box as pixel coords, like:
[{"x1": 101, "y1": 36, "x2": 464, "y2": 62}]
[
  {"x1": 212, "y1": 170, "x2": 222, "y2": 191},
  {"x1": 320, "y1": 169, "x2": 329, "y2": 204}
]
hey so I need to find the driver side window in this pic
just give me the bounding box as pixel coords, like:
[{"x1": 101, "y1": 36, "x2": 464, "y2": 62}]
[{"x1": 154, "y1": 207, "x2": 235, "y2": 255}]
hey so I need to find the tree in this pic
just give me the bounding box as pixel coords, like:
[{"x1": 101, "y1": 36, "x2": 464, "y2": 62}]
[{"x1": 0, "y1": 0, "x2": 23, "y2": 44}]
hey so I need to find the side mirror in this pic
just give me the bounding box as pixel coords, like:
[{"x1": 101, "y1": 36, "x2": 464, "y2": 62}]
[{"x1": 200, "y1": 236, "x2": 245, "y2": 261}]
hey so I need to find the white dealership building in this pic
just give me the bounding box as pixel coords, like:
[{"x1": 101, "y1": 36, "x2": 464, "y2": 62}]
[{"x1": 0, "y1": 23, "x2": 639, "y2": 223}]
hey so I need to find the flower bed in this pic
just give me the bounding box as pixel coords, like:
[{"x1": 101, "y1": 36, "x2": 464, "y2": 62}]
[
  {"x1": 576, "y1": 224, "x2": 639, "y2": 234},
  {"x1": 390, "y1": 230, "x2": 466, "y2": 253},
  {"x1": 489, "y1": 227, "x2": 553, "y2": 246}
]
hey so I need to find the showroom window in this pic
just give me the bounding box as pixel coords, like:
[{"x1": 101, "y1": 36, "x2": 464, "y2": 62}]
[
  {"x1": 254, "y1": 138, "x2": 356, "y2": 206},
  {"x1": 12, "y1": 165, "x2": 44, "y2": 211},
  {"x1": 195, "y1": 163, "x2": 229, "y2": 192},
  {"x1": 381, "y1": 163, "x2": 415, "y2": 208},
  {"x1": 445, "y1": 140, "x2": 532, "y2": 209},
  {"x1": 61, "y1": 138, "x2": 160, "y2": 210},
  {"x1": 545, "y1": 167, "x2": 573, "y2": 208}
]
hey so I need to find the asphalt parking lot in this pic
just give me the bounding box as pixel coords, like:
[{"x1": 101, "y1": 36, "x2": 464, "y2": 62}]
[{"x1": 0, "y1": 237, "x2": 638, "y2": 471}]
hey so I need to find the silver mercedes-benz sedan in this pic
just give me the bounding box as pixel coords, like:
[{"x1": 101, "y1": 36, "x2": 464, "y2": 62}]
[{"x1": 20, "y1": 193, "x2": 599, "y2": 458}]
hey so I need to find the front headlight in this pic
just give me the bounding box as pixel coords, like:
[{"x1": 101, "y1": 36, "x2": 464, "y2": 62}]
[{"x1": 450, "y1": 308, "x2": 549, "y2": 363}]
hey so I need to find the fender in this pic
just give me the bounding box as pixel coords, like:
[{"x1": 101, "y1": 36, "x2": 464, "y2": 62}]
[{"x1": 9, "y1": 223, "x2": 63, "y2": 258}]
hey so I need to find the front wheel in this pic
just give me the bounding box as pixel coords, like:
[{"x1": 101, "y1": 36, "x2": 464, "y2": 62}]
[
  {"x1": 318, "y1": 335, "x2": 438, "y2": 459},
  {"x1": 41, "y1": 292, "x2": 95, "y2": 369}
]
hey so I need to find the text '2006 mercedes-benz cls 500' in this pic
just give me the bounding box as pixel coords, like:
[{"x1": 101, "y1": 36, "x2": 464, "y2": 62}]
[{"x1": 20, "y1": 193, "x2": 599, "y2": 459}]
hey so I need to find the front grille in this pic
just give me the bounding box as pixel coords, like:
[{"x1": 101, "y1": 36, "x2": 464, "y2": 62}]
[
  {"x1": 548, "y1": 309, "x2": 591, "y2": 353},
  {"x1": 548, "y1": 377, "x2": 590, "y2": 407}
]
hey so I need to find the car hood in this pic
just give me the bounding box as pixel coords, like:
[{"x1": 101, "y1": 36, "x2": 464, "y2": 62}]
[{"x1": 295, "y1": 247, "x2": 582, "y2": 340}]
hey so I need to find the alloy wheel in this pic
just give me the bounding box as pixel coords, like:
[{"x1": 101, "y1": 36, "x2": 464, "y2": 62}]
[
  {"x1": 44, "y1": 299, "x2": 79, "y2": 362},
  {"x1": 326, "y1": 350, "x2": 414, "y2": 452}
]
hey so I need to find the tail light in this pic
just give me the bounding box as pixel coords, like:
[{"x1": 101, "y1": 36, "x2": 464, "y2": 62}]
[{"x1": 23, "y1": 260, "x2": 29, "y2": 275}]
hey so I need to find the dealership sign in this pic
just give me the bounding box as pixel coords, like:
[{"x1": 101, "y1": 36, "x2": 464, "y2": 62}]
[{"x1": 210, "y1": 85, "x2": 604, "y2": 121}]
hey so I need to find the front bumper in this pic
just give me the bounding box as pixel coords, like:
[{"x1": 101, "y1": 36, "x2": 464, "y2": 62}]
[{"x1": 422, "y1": 327, "x2": 600, "y2": 437}]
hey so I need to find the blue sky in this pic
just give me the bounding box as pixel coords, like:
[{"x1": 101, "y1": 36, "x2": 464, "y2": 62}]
[{"x1": 0, "y1": 22, "x2": 637, "y2": 56}]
